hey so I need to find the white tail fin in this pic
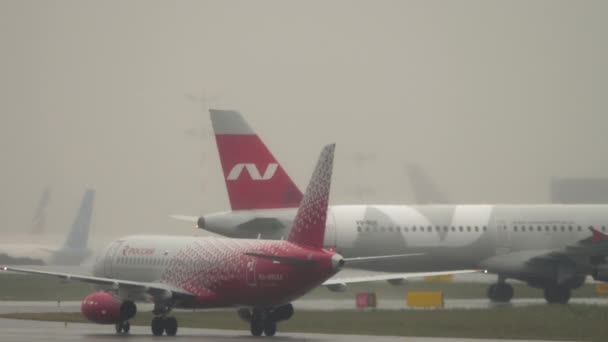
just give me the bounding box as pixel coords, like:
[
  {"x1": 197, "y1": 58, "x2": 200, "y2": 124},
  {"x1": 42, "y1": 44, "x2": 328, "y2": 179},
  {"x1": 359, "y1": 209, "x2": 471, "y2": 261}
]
[
  {"x1": 61, "y1": 189, "x2": 95, "y2": 251},
  {"x1": 30, "y1": 187, "x2": 51, "y2": 235}
]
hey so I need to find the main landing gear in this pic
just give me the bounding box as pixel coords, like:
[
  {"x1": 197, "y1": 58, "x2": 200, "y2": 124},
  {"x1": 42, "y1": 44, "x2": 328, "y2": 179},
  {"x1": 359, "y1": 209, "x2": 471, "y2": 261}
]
[
  {"x1": 151, "y1": 316, "x2": 178, "y2": 336},
  {"x1": 151, "y1": 303, "x2": 179, "y2": 336},
  {"x1": 487, "y1": 277, "x2": 514, "y2": 303},
  {"x1": 238, "y1": 303, "x2": 294, "y2": 337},
  {"x1": 115, "y1": 300, "x2": 136, "y2": 334},
  {"x1": 250, "y1": 316, "x2": 277, "y2": 337},
  {"x1": 543, "y1": 285, "x2": 571, "y2": 304}
]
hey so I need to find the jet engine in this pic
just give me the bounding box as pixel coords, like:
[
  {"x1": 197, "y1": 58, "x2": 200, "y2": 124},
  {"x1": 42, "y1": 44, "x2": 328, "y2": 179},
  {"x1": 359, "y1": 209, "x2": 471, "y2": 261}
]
[
  {"x1": 387, "y1": 278, "x2": 407, "y2": 286},
  {"x1": 592, "y1": 265, "x2": 608, "y2": 282},
  {"x1": 81, "y1": 292, "x2": 137, "y2": 324},
  {"x1": 325, "y1": 283, "x2": 347, "y2": 292}
]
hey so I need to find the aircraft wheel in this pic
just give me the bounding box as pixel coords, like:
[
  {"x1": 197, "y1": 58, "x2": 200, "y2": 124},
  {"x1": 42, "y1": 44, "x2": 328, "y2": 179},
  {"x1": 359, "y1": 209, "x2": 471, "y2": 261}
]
[
  {"x1": 264, "y1": 321, "x2": 277, "y2": 336},
  {"x1": 115, "y1": 321, "x2": 130, "y2": 334},
  {"x1": 250, "y1": 319, "x2": 264, "y2": 337},
  {"x1": 151, "y1": 316, "x2": 165, "y2": 336},
  {"x1": 264, "y1": 322, "x2": 277, "y2": 336},
  {"x1": 164, "y1": 317, "x2": 178, "y2": 336},
  {"x1": 544, "y1": 285, "x2": 571, "y2": 304},
  {"x1": 487, "y1": 283, "x2": 513, "y2": 303},
  {"x1": 497, "y1": 283, "x2": 514, "y2": 302}
]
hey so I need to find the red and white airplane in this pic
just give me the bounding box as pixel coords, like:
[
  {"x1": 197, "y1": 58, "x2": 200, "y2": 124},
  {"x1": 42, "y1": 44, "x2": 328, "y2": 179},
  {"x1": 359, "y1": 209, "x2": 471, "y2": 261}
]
[{"x1": 2, "y1": 144, "x2": 432, "y2": 337}]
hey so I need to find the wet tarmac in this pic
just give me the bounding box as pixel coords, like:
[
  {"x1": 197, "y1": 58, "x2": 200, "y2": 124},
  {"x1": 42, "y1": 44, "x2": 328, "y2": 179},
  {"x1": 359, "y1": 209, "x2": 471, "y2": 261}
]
[{"x1": 0, "y1": 317, "x2": 579, "y2": 342}]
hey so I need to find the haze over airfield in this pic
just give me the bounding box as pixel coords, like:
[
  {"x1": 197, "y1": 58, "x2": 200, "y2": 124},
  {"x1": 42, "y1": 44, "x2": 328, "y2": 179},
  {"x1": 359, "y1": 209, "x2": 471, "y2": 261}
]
[{"x1": 0, "y1": 1, "x2": 606, "y2": 242}]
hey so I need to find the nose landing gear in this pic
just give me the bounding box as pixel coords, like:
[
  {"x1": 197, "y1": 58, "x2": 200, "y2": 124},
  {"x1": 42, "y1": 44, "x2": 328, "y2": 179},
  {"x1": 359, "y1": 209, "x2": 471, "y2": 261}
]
[
  {"x1": 115, "y1": 300, "x2": 136, "y2": 334},
  {"x1": 115, "y1": 321, "x2": 130, "y2": 334}
]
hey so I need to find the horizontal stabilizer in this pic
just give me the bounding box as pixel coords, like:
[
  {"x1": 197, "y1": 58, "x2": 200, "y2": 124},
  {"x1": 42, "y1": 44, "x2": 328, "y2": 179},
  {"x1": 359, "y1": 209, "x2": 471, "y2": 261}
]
[
  {"x1": 590, "y1": 227, "x2": 607, "y2": 243},
  {"x1": 344, "y1": 253, "x2": 424, "y2": 264},
  {"x1": 323, "y1": 269, "x2": 480, "y2": 287},
  {"x1": 170, "y1": 215, "x2": 199, "y2": 223}
]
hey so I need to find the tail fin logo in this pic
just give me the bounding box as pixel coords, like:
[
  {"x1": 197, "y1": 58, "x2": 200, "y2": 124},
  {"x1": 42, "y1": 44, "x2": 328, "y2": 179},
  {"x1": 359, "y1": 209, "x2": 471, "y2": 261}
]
[{"x1": 227, "y1": 163, "x2": 279, "y2": 181}]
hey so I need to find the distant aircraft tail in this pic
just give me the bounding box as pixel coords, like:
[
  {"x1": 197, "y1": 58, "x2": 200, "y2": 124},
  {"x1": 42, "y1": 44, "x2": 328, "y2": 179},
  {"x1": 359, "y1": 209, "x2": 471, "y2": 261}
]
[
  {"x1": 30, "y1": 187, "x2": 52, "y2": 235},
  {"x1": 287, "y1": 144, "x2": 335, "y2": 248},
  {"x1": 405, "y1": 164, "x2": 449, "y2": 204},
  {"x1": 61, "y1": 189, "x2": 95, "y2": 252},
  {"x1": 210, "y1": 109, "x2": 303, "y2": 210}
]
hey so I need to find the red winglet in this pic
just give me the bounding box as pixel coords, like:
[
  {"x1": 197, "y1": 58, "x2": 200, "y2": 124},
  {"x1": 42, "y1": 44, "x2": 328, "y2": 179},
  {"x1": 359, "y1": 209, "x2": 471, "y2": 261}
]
[{"x1": 590, "y1": 227, "x2": 606, "y2": 243}]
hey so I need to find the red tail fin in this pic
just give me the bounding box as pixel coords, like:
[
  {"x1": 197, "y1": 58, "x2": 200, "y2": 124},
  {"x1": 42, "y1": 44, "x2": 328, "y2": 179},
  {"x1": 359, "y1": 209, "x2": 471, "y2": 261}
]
[
  {"x1": 210, "y1": 110, "x2": 303, "y2": 211},
  {"x1": 288, "y1": 144, "x2": 335, "y2": 248}
]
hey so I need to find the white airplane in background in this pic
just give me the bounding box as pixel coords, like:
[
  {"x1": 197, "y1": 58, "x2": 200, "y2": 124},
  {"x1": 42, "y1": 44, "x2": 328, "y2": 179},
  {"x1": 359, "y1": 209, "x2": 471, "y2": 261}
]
[
  {"x1": 0, "y1": 189, "x2": 95, "y2": 266},
  {"x1": 3, "y1": 145, "x2": 464, "y2": 337},
  {"x1": 30, "y1": 187, "x2": 52, "y2": 235},
  {"x1": 175, "y1": 109, "x2": 608, "y2": 305}
]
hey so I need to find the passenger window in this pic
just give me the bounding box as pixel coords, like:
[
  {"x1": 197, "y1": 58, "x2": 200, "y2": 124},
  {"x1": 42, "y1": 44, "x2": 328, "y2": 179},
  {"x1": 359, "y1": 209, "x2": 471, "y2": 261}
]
[
  {"x1": 428, "y1": 226, "x2": 432, "y2": 232},
  {"x1": 466, "y1": 226, "x2": 471, "y2": 232},
  {"x1": 545, "y1": 226, "x2": 549, "y2": 232},
  {"x1": 451, "y1": 226, "x2": 455, "y2": 232},
  {"x1": 459, "y1": 226, "x2": 463, "y2": 232},
  {"x1": 537, "y1": 226, "x2": 542, "y2": 232},
  {"x1": 483, "y1": 226, "x2": 487, "y2": 231},
  {"x1": 568, "y1": 226, "x2": 573, "y2": 231},
  {"x1": 561, "y1": 226, "x2": 565, "y2": 232},
  {"x1": 444, "y1": 226, "x2": 448, "y2": 232},
  {"x1": 514, "y1": 226, "x2": 518, "y2": 232},
  {"x1": 603, "y1": 226, "x2": 607, "y2": 232},
  {"x1": 577, "y1": 226, "x2": 582, "y2": 231},
  {"x1": 413, "y1": 227, "x2": 417, "y2": 232},
  {"x1": 404, "y1": 227, "x2": 409, "y2": 232},
  {"x1": 475, "y1": 226, "x2": 479, "y2": 232},
  {"x1": 357, "y1": 226, "x2": 362, "y2": 232},
  {"x1": 522, "y1": 226, "x2": 526, "y2": 232}
]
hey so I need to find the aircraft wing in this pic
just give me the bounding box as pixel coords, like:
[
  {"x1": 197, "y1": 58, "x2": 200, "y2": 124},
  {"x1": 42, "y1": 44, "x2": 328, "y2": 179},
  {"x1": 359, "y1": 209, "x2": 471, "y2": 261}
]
[
  {"x1": 1, "y1": 266, "x2": 195, "y2": 301},
  {"x1": 322, "y1": 269, "x2": 479, "y2": 287},
  {"x1": 529, "y1": 227, "x2": 608, "y2": 264}
]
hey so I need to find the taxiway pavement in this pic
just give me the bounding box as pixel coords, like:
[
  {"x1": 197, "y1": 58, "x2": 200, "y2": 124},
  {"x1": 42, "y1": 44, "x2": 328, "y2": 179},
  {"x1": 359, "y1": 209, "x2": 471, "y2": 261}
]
[{"x1": 0, "y1": 318, "x2": 580, "y2": 342}]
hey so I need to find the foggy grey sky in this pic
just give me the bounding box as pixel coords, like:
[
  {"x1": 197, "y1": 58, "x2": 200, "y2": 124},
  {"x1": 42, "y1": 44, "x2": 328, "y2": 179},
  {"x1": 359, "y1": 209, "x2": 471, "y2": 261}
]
[{"x1": 1, "y1": 1, "x2": 607, "y2": 243}]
